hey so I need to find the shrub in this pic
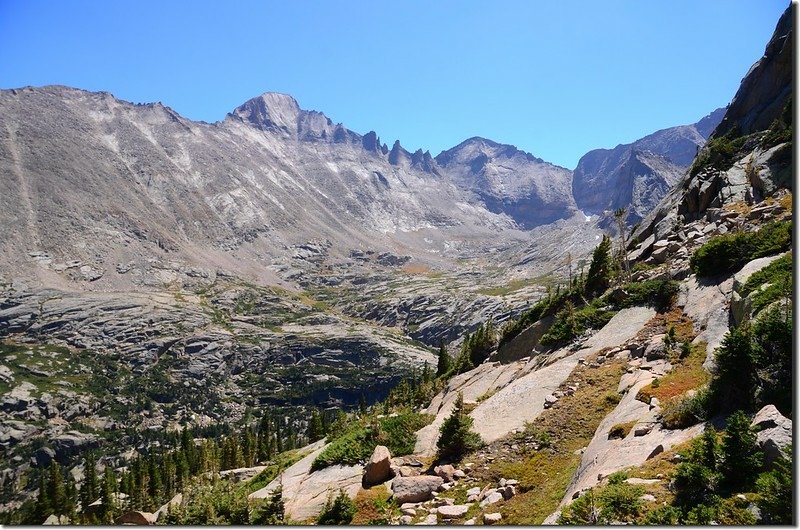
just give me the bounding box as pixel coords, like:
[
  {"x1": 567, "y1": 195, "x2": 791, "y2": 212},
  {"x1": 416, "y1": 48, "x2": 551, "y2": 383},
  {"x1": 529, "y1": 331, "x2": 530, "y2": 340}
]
[
  {"x1": 742, "y1": 253, "x2": 791, "y2": 315},
  {"x1": 643, "y1": 505, "x2": 680, "y2": 525},
  {"x1": 689, "y1": 133, "x2": 747, "y2": 177},
  {"x1": 684, "y1": 502, "x2": 719, "y2": 525},
  {"x1": 437, "y1": 392, "x2": 482, "y2": 461},
  {"x1": 608, "y1": 421, "x2": 636, "y2": 440},
  {"x1": 558, "y1": 490, "x2": 601, "y2": 525},
  {"x1": 752, "y1": 305, "x2": 793, "y2": 416},
  {"x1": 661, "y1": 389, "x2": 710, "y2": 429},
  {"x1": 672, "y1": 462, "x2": 717, "y2": 508},
  {"x1": 710, "y1": 325, "x2": 758, "y2": 413},
  {"x1": 719, "y1": 410, "x2": 761, "y2": 493},
  {"x1": 717, "y1": 496, "x2": 757, "y2": 525},
  {"x1": 613, "y1": 280, "x2": 680, "y2": 311},
  {"x1": 690, "y1": 221, "x2": 792, "y2": 277},
  {"x1": 756, "y1": 452, "x2": 793, "y2": 524},
  {"x1": 585, "y1": 235, "x2": 613, "y2": 298},
  {"x1": 598, "y1": 481, "x2": 644, "y2": 522},
  {"x1": 317, "y1": 490, "x2": 356, "y2": 525}
]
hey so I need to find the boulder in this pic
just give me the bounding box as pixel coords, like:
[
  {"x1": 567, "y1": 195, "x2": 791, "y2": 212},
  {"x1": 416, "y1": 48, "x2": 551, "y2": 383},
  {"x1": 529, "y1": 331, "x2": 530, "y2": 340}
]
[
  {"x1": 392, "y1": 476, "x2": 444, "y2": 504},
  {"x1": 480, "y1": 491, "x2": 504, "y2": 507},
  {"x1": 751, "y1": 405, "x2": 792, "y2": 467},
  {"x1": 363, "y1": 445, "x2": 393, "y2": 486},
  {"x1": 643, "y1": 335, "x2": 667, "y2": 361},
  {"x1": 399, "y1": 515, "x2": 413, "y2": 525},
  {"x1": 434, "y1": 464, "x2": 456, "y2": 483},
  {"x1": 646, "y1": 444, "x2": 664, "y2": 460},
  {"x1": 33, "y1": 447, "x2": 56, "y2": 468},
  {"x1": 115, "y1": 511, "x2": 157, "y2": 525},
  {"x1": 437, "y1": 504, "x2": 469, "y2": 519},
  {"x1": 484, "y1": 512, "x2": 503, "y2": 524}
]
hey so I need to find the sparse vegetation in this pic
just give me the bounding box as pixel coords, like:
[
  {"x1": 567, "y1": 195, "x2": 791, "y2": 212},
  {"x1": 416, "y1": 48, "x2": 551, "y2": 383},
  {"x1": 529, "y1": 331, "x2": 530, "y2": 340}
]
[{"x1": 690, "y1": 220, "x2": 792, "y2": 277}]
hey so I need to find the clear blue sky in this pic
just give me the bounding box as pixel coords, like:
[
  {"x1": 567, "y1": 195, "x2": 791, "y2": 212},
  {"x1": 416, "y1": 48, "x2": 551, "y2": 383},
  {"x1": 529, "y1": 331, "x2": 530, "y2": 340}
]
[{"x1": 0, "y1": 0, "x2": 788, "y2": 169}]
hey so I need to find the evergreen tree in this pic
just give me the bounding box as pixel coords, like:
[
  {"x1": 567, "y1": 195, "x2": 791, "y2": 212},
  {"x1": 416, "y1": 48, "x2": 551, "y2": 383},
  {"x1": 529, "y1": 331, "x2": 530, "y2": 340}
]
[
  {"x1": 712, "y1": 326, "x2": 758, "y2": 412},
  {"x1": 252, "y1": 486, "x2": 285, "y2": 524},
  {"x1": 46, "y1": 461, "x2": 66, "y2": 517},
  {"x1": 585, "y1": 235, "x2": 613, "y2": 298},
  {"x1": 81, "y1": 453, "x2": 99, "y2": 510},
  {"x1": 36, "y1": 473, "x2": 51, "y2": 522},
  {"x1": 436, "y1": 392, "x2": 482, "y2": 461},
  {"x1": 436, "y1": 341, "x2": 451, "y2": 377},
  {"x1": 317, "y1": 489, "x2": 356, "y2": 525},
  {"x1": 720, "y1": 410, "x2": 761, "y2": 492},
  {"x1": 100, "y1": 467, "x2": 117, "y2": 523},
  {"x1": 308, "y1": 409, "x2": 325, "y2": 442}
]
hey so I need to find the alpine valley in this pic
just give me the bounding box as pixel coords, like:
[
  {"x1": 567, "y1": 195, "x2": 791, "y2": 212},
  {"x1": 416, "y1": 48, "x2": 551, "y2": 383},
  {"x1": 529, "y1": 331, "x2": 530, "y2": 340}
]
[{"x1": 0, "y1": 5, "x2": 793, "y2": 526}]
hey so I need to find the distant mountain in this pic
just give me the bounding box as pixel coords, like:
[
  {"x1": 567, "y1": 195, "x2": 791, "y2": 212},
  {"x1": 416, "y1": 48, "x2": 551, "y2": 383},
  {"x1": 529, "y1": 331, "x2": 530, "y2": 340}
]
[
  {"x1": 435, "y1": 137, "x2": 576, "y2": 228},
  {"x1": 572, "y1": 108, "x2": 725, "y2": 222}
]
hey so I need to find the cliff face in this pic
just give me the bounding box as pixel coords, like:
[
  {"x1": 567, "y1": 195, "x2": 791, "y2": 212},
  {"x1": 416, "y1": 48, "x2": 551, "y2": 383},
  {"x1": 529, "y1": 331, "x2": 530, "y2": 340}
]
[
  {"x1": 632, "y1": 4, "x2": 793, "y2": 245},
  {"x1": 713, "y1": 7, "x2": 793, "y2": 138}
]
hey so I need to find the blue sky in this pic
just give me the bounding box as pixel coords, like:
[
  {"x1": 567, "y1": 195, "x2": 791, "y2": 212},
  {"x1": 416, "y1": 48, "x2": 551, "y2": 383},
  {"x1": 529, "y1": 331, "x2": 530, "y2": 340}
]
[{"x1": 0, "y1": 0, "x2": 788, "y2": 168}]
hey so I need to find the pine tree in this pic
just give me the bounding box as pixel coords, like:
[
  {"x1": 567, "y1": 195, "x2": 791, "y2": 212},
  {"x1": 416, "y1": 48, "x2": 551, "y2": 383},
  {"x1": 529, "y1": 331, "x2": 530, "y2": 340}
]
[
  {"x1": 436, "y1": 341, "x2": 452, "y2": 377},
  {"x1": 585, "y1": 235, "x2": 613, "y2": 298},
  {"x1": 720, "y1": 410, "x2": 761, "y2": 492},
  {"x1": 436, "y1": 392, "x2": 482, "y2": 461},
  {"x1": 46, "y1": 461, "x2": 66, "y2": 516},
  {"x1": 308, "y1": 409, "x2": 324, "y2": 442},
  {"x1": 100, "y1": 467, "x2": 117, "y2": 523},
  {"x1": 81, "y1": 453, "x2": 99, "y2": 511},
  {"x1": 36, "y1": 473, "x2": 51, "y2": 522}
]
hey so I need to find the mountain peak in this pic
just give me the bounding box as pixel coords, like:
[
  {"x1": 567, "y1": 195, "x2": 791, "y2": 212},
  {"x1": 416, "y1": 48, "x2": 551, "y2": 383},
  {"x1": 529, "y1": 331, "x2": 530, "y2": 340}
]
[{"x1": 230, "y1": 92, "x2": 302, "y2": 132}]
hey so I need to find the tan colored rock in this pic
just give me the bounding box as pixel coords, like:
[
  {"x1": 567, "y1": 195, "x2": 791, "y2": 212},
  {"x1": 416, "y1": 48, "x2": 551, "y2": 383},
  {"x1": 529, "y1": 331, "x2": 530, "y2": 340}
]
[
  {"x1": 434, "y1": 464, "x2": 456, "y2": 482},
  {"x1": 484, "y1": 512, "x2": 503, "y2": 524},
  {"x1": 115, "y1": 511, "x2": 157, "y2": 525},
  {"x1": 363, "y1": 445, "x2": 393, "y2": 486}
]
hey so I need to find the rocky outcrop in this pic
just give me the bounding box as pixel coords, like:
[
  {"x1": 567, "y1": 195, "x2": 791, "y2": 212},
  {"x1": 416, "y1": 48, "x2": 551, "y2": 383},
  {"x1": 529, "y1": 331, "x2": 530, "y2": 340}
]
[
  {"x1": 415, "y1": 307, "x2": 656, "y2": 455},
  {"x1": 713, "y1": 7, "x2": 792, "y2": 138},
  {"x1": 751, "y1": 404, "x2": 792, "y2": 467},
  {"x1": 730, "y1": 254, "x2": 783, "y2": 325},
  {"x1": 573, "y1": 109, "x2": 723, "y2": 221}
]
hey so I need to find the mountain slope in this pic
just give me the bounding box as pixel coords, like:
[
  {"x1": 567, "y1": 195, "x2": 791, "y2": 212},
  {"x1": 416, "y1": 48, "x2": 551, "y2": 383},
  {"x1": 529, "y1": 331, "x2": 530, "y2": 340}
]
[
  {"x1": 572, "y1": 108, "x2": 725, "y2": 221},
  {"x1": 435, "y1": 137, "x2": 576, "y2": 228}
]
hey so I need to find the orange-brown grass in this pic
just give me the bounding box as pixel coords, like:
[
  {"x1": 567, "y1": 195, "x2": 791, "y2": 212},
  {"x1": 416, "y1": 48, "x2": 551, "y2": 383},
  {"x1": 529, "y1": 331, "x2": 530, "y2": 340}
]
[
  {"x1": 637, "y1": 341, "x2": 709, "y2": 404},
  {"x1": 723, "y1": 200, "x2": 752, "y2": 217},
  {"x1": 402, "y1": 263, "x2": 432, "y2": 275}
]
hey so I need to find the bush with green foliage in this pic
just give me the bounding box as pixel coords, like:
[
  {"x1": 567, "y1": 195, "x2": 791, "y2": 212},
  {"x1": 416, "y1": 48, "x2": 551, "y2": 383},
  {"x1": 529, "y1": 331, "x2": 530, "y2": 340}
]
[
  {"x1": 436, "y1": 392, "x2": 482, "y2": 461},
  {"x1": 689, "y1": 132, "x2": 748, "y2": 177},
  {"x1": 741, "y1": 253, "x2": 792, "y2": 315},
  {"x1": 558, "y1": 489, "x2": 601, "y2": 525},
  {"x1": 756, "y1": 451, "x2": 793, "y2": 524},
  {"x1": 690, "y1": 220, "x2": 792, "y2": 277},
  {"x1": 317, "y1": 489, "x2": 356, "y2": 525},
  {"x1": 761, "y1": 96, "x2": 792, "y2": 149},
  {"x1": 311, "y1": 412, "x2": 432, "y2": 471},
  {"x1": 710, "y1": 304, "x2": 792, "y2": 416}
]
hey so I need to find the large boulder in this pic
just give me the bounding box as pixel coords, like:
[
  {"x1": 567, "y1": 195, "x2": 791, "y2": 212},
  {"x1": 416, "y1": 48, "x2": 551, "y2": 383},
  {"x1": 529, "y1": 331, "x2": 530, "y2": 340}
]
[
  {"x1": 751, "y1": 405, "x2": 792, "y2": 467},
  {"x1": 363, "y1": 445, "x2": 393, "y2": 486},
  {"x1": 391, "y1": 476, "x2": 444, "y2": 503},
  {"x1": 115, "y1": 511, "x2": 156, "y2": 525}
]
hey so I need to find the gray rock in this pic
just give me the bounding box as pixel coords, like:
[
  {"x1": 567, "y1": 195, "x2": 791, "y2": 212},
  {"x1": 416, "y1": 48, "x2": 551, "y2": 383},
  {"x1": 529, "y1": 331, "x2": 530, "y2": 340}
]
[
  {"x1": 752, "y1": 405, "x2": 792, "y2": 467},
  {"x1": 437, "y1": 504, "x2": 469, "y2": 519},
  {"x1": 392, "y1": 476, "x2": 444, "y2": 504},
  {"x1": 434, "y1": 464, "x2": 456, "y2": 483},
  {"x1": 484, "y1": 512, "x2": 503, "y2": 524}
]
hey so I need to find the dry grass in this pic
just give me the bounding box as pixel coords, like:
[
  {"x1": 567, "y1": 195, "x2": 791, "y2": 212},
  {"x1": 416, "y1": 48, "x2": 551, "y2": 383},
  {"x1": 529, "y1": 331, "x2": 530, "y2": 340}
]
[
  {"x1": 487, "y1": 359, "x2": 627, "y2": 524},
  {"x1": 402, "y1": 263, "x2": 432, "y2": 275},
  {"x1": 637, "y1": 342, "x2": 709, "y2": 404},
  {"x1": 608, "y1": 420, "x2": 637, "y2": 439},
  {"x1": 351, "y1": 485, "x2": 394, "y2": 525},
  {"x1": 723, "y1": 200, "x2": 752, "y2": 216}
]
